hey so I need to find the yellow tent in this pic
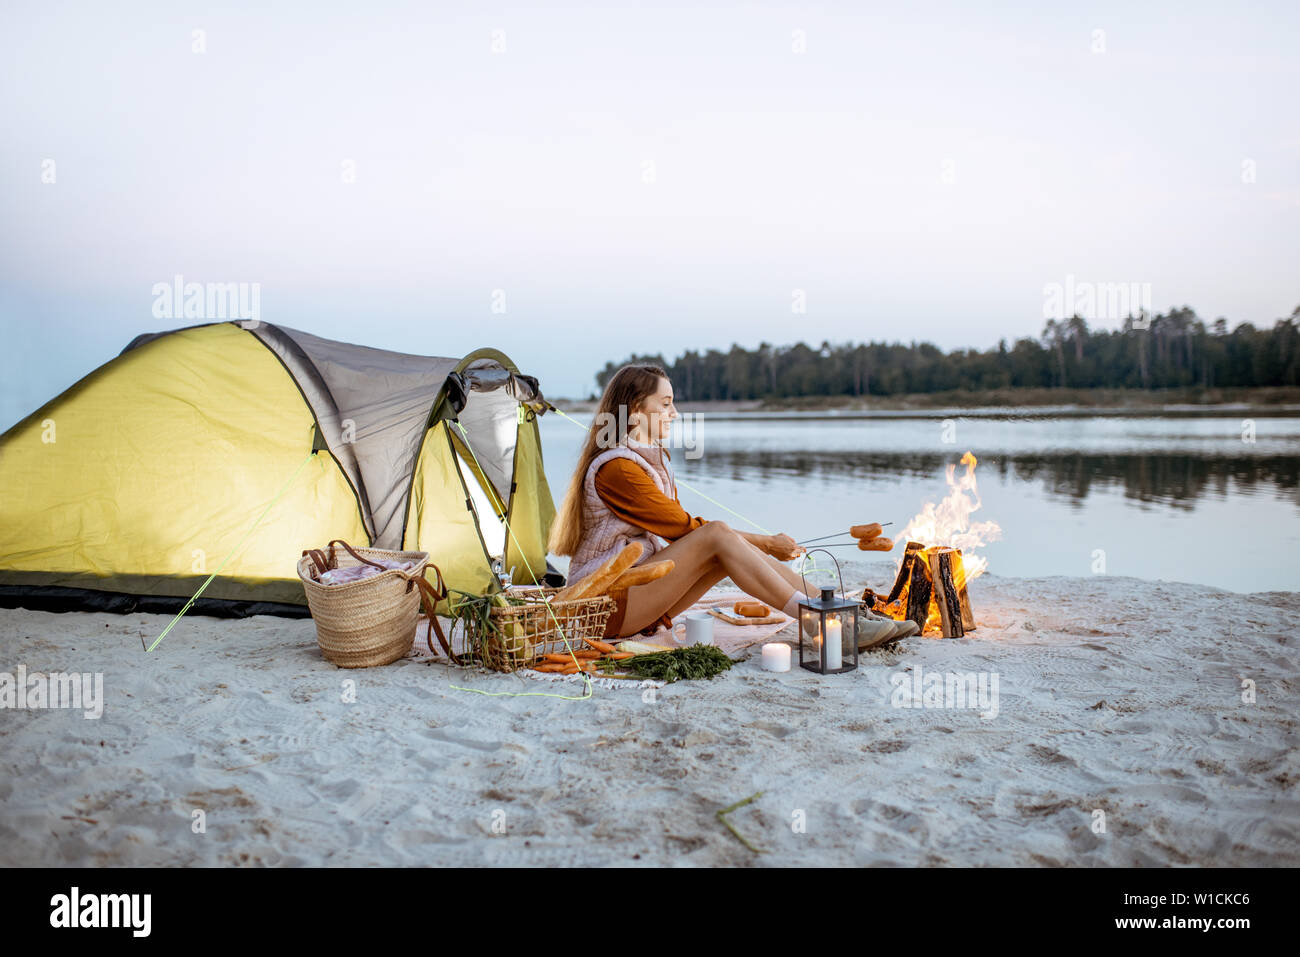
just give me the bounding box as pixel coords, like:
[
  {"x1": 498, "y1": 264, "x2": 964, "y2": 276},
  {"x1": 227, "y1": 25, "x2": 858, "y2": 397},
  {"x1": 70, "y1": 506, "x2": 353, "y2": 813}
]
[{"x1": 0, "y1": 321, "x2": 558, "y2": 616}]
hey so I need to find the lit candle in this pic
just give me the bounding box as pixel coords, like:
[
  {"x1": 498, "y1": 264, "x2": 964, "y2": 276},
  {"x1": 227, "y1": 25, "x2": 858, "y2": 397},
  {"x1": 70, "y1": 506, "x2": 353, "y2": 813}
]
[
  {"x1": 761, "y1": 643, "x2": 791, "y2": 673},
  {"x1": 825, "y1": 618, "x2": 842, "y2": 670}
]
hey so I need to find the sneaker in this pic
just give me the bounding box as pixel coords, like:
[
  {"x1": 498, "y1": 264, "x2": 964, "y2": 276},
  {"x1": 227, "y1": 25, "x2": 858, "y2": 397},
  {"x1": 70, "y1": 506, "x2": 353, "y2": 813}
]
[
  {"x1": 855, "y1": 609, "x2": 918, "y2": 650},
  {"x1": 892, "y1": 618, "x2": 921, "y2": 639},
  {"x1": 854, "y1": 617, "x2": 899, "y2": 650},
  {"x1": 860, "y1": 604, "x2": 920, "y2": 634}
]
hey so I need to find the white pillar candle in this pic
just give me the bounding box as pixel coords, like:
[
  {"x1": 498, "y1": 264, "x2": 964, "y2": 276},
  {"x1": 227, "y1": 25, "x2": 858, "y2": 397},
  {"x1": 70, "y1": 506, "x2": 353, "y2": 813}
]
[
  {"x1": 761, "y1": 642, "x2": 791, "y2": 673},
  {"x1": 825, "y1": 618, "x2": 842, "y2": 670}
]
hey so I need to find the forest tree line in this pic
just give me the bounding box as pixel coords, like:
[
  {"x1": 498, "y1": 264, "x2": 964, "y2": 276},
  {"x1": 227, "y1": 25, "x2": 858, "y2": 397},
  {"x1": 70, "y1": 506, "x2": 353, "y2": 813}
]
[{"x1": 594, "y1": 305, "x2": 1300, "y2": 400}]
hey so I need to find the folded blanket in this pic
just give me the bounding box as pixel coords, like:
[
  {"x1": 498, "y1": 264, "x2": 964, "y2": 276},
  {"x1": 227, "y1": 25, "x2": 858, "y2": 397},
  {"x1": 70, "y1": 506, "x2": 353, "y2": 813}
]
[{"x1": 318, "y1": 559, "x2": 414, "y2": 586}]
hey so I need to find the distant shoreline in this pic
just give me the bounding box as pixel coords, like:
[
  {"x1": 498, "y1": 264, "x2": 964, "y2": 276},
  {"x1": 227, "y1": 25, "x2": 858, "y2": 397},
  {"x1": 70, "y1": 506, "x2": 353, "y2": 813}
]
[{"x1": 551, "y1": 386, "x2": 1300, "y2": 418}]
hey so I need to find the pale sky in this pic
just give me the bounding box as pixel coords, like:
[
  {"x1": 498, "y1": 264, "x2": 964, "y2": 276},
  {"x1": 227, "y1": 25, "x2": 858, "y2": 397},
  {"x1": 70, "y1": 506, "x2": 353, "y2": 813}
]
[{"x1": 2, "y1": 0, "x2": 1297, "y2": 428}]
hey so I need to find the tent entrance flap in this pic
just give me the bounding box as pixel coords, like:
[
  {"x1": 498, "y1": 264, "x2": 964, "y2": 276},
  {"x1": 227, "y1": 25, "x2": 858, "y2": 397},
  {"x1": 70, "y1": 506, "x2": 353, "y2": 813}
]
[
  {"x1": 454, "y1": 386, "x2": 519, "y2": 508},
  {"x1": 454, "y1": 437, "x2": 506, "y2": 560}
]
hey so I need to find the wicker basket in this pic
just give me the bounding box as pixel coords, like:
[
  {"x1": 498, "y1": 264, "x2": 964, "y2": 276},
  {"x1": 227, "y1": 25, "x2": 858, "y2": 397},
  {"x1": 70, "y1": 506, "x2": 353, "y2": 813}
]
[
  {"x1": 466, "y1": 586, "x2": 616, "y2": 673},
  {"x1": 296, "y1": 540, "x2": 434, "y2": 668}
]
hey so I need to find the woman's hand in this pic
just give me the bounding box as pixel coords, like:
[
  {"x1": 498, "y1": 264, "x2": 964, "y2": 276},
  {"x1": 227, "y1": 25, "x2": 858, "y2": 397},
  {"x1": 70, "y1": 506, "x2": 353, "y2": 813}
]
[{"x1": 765, "y1": 533, "x2": 804, "y2": 561}]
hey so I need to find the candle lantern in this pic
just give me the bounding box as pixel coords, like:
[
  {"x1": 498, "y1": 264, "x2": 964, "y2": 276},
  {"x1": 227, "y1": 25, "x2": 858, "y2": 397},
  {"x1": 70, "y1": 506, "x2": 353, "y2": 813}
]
[{"x1": 796, "y1": 549, "x2": 860, "y2": 675}]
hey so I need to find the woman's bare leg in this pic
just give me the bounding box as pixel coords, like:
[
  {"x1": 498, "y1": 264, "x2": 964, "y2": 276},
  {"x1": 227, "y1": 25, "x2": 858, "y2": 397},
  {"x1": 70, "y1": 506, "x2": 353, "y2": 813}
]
[
  {"x1": 662, "y1": 557, "x2": 724, "y2": 619},
  {"x1": 656, "y1": 548, "x2": 798, "y2": 624},
  {"x1": 619, "y1": 522, "x2": 798, "y2": 635},
  {"x1": 741, "y1": 537, "x2": 810, "y2": 593}
]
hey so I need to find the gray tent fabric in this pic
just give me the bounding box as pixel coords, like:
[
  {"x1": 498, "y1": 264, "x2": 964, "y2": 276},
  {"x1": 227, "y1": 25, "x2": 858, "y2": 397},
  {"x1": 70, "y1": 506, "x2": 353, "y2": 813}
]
[
  {"x1": 241, "y1": 322, "x2": 458, "y2": 547},
  {"x1": 456, "y1": 360, "x2": 526, "y2": 504},
  {"x1": 122, "y1": 320, "x2": 547, "y2": 550}
]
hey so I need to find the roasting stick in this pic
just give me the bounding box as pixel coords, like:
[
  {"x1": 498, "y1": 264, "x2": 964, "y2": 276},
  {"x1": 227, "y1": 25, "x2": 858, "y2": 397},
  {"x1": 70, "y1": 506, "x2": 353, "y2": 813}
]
[
  {"x1": 796, "y1": 522, "x2": 892, "y2": 546},
  {"x1": 807, "y1": 541, "x2": 897, "y2": 549}
]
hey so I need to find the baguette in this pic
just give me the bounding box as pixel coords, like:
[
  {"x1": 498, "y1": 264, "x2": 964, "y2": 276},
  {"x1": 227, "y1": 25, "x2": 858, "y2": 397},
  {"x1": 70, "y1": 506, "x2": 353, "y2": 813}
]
[
  {"x1": 607, "y1": 559, "x2": 674, "y2": 592},
  {"x1": 850, "y1": 523, "x2": 883, "y2": 540},
  {"x1": 554, "y1": 543, "x2": 644, "y2": 602},
  {"x1": 857, "y1": 536, "x2": 894, "y2": 551}
]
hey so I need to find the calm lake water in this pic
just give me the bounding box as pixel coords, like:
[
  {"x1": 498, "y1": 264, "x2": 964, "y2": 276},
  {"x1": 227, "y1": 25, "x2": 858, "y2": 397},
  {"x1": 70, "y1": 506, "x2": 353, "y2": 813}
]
[{"x1": 538, "y1": 411, "x2": 1300, "y2": 594}]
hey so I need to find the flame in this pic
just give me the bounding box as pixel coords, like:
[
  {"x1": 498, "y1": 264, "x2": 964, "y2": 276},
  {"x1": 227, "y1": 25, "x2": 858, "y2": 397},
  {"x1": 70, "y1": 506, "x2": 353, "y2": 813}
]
[{"x1": 896, "y1": 452, "x2": 1001, "y2": 583}]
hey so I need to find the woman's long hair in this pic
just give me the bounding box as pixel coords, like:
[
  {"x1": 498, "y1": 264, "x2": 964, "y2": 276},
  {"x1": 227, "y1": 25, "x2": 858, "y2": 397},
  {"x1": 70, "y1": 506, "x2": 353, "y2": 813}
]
[{"x1": 548, "y1": 363, "x2": 668, "y2": 557}]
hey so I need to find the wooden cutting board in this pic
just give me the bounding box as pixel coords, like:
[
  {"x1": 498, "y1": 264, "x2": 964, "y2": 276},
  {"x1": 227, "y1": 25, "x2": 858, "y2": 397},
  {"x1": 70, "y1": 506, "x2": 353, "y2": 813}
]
[{"x1": 707, "y1": 603, "x2": 788, "y2": 626}]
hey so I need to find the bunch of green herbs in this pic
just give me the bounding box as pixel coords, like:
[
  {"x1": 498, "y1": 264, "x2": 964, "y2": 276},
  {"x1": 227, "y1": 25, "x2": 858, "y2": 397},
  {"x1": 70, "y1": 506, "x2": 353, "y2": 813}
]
[{"x1": 602, "y1": 644, "x2": 736, "y2": 682}]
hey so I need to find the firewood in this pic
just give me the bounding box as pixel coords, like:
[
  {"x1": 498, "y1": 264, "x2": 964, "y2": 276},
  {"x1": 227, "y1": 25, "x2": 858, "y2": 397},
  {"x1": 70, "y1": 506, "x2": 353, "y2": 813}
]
[
  {"x1": 930, "y1": 548, "x2": 965, "y2": 638},
  {"x1": 886, "y1": 542, "x2": 924, "y2": 603},
  {"x1": 950, "y1": 549, "x2": 976, "y2": 631},
  {"x1": 879, "y1": 542, "x2": 979, "y2": 637},
  {"x1": 903, "y1": 550, "x2": 933, "y2": 632}
]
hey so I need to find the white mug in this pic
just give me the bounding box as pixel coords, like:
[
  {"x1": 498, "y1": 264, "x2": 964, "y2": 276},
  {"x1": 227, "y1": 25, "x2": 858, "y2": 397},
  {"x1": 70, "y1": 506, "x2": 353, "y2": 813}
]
[{"x1": 674, "y1": 611, "x2": 714, "y2": 646}]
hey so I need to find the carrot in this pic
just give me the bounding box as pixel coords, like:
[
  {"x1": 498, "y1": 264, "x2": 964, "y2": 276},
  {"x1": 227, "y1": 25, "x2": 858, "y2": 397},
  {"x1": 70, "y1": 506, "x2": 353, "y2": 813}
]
[
  {"x1": 608, "y1": 652, "x2": 634, "y2": 660},
  {"x1": 574, "y1": 649, "x2": 602, "y2": 659},
  {"x1": 582, "y1": 638, "x2": 617, "y2": 654},
  {"x1": 542, "y1": 653, "x2": 574, "y2": 664},
  {"x1": 558, "y1": 663, "x2": 580, "y2": 674},
  {"x1": 533, "y1": 663, "x2": 566, "y2": 672}
]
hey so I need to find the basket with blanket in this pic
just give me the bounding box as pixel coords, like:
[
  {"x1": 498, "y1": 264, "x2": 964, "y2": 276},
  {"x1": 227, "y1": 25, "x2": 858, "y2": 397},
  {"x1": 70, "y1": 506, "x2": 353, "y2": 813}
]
[
  {"x1": 297, "y1": 539, "x2": 453, "y2": 669},
  {"x1": 455, "y1": 542, "x2": 672, "y2": 673}
]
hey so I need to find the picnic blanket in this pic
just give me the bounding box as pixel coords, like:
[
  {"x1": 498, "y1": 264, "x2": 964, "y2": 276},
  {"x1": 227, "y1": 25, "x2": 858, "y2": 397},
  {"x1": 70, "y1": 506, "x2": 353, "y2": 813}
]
[
  {"x1": 408, "y1": 591, "x2": 794, "y2": 678},
  {"x1": 642, "y1": 592, "x2": 794, "y2": 655}
]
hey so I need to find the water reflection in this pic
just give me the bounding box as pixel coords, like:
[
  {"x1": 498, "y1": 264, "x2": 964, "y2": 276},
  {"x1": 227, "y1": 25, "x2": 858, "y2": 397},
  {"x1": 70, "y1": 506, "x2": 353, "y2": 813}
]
[
  {"x1": 676, "y1": 450, "x2": 1300, "y2": 509},
  {"x1": 539, "y1": 414, "x2": 1300, "y2": 590}
]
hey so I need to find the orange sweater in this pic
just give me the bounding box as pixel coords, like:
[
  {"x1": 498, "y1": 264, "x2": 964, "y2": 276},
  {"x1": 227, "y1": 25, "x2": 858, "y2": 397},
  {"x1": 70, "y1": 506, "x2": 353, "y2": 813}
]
[{"x1": 591, "y1": 455, "x2": 706, "y2": 638}]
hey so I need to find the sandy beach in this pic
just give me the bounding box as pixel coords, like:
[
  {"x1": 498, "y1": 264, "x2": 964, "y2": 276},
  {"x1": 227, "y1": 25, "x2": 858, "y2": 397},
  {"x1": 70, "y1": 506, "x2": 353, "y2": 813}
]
[{"x1": 1, "y1": 573, "x2": 1296, "y2": 867}]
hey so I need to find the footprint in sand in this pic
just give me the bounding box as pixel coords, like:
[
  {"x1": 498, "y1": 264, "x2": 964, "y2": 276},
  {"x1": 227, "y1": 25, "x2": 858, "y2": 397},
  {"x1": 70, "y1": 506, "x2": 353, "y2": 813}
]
[
  {"x1": 751, "y1": 720, "x2": 795, "y2": 738},
  {"x1": 421, "y1": 726, "x2": 503, "y2": 752}
]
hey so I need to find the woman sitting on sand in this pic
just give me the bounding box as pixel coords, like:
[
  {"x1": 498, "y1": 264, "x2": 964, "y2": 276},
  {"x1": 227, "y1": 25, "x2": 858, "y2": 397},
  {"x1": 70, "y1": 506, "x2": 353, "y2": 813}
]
[{"x1": 548, "y1": 364, "x2": 913, "y2": 646}]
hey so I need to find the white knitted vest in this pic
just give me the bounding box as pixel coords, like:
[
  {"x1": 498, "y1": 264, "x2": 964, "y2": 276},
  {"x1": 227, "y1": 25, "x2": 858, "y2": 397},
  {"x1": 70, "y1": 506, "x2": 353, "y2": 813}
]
[{"x1": 568, "y1": 441, "x2": 679, "y2": 584}]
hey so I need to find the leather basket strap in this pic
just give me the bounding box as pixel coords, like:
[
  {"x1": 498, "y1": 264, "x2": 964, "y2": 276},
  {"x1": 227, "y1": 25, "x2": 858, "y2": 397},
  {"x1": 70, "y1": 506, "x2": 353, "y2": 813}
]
[
  {"x1": 302, "y1": 548, "x2": 331, "y2": 577},
  {"x1": 327, "y1": 539, "x2": 387, "y2": 571},
  {"x1": 405, "y1": 564, "x2": 456, "y2": 663}
]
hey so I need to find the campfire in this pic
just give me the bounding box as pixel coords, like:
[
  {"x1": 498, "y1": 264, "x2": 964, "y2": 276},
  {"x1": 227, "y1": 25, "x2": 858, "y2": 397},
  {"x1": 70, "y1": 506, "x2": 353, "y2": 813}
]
[{"x1": 866, "y1": 452, "x2": 1002, "y2": 637}]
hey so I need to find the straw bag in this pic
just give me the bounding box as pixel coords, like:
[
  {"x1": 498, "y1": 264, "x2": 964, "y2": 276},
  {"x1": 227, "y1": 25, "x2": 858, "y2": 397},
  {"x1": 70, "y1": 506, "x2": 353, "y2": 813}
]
[{"x1": 297, "y1": 539, "x2": 455, "y2": 668}]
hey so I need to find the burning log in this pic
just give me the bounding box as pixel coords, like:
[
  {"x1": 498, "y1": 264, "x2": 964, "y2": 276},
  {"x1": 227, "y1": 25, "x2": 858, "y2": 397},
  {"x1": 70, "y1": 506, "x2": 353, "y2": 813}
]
[
  {"x1": 877, "y1": 541, "x2": 977, "y2": 638},
  {"x1": 930, "y1": 548, "x2": 964, "y2": 638},
  {"x1": 903, "y1": 551, "x2": 933, "y2": 633},
  {"x1": 956, "y1": 557, "x2": 975, "y2": 632},
  {"x1": 886, "y1": 542, "x2": 924, "y2": 603},
  {"x1": 874, "y1": 452, "x2": 996, "y2": 637}
]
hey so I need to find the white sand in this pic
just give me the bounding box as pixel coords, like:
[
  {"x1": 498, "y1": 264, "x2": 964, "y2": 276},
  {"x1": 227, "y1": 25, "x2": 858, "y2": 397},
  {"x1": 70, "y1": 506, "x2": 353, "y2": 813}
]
[{"x1": 1, "y1": 574, "x2": 1297, "y2": 866}]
